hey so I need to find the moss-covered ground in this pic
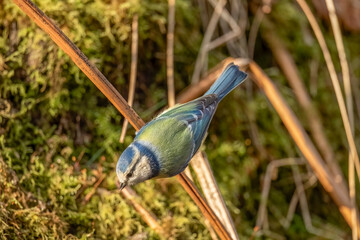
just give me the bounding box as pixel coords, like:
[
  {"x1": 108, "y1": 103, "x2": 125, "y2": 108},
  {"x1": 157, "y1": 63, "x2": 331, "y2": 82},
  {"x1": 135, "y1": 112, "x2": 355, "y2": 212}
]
[{"x1": 1, "y1": 0, "x2": 359, "y2": 239}]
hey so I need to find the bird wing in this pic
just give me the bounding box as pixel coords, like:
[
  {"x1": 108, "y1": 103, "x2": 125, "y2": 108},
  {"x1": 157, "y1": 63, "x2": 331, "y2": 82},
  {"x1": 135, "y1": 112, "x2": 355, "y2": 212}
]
[{"x1": 157, "y1": 94, "x2": 219, "y2": 153}]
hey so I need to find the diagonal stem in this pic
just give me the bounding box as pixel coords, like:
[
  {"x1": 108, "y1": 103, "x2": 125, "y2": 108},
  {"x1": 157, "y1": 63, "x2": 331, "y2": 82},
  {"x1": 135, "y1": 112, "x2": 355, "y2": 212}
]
[{"x1": 11, "y1": 0, "x2": 231, "y2": 239}]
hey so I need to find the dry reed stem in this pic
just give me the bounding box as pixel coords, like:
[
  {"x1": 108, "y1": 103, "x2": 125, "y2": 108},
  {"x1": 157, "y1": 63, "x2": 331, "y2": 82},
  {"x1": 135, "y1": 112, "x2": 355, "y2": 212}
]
[
  {"x1": 176, "y1": 173, "x2": 231, "y2": 239},
  {"x1": 247, "y1": 7, "x2": 264, "y2": 59},
  {"x1": 285, "y1": 174, "x2": 317, "y2": 229},
  {"x1": 191, "y1": 0, "x2": 226, "y2": 84},
  {"x1": 14, "y1": 0, "x2": 146, "y2": 131},
  {"x1": 207, "y1": 0, "x2": 240, "y2": 31},
  {"x1": 296, "y1": 0, "x2": 360, "y2": 185},
  {"x1": 256, "y1": 158, "x2": 305, "y2": 228},
  {"x1": 296, "y1": 1, "x2": 359, "y2": 237},
  {"x1": 220, "y1": 0, "x2": 248, "y2": 57},
  {"x1": 323, "y1": 0, "x2": 353, "y2": 128},
  {"x1": 120, "y1": 15, "x2": 139, "y2": 143},
  {"x1": 257, "y1": 158, "x2": 341, "y2": 239},
  {"x1": 249, "y1": 61, "x2": 360, "y2": 236},
  {"x1": 323, "y1": 1, "x2": 357, "y2": 238},
  {"x1": 165, "y1": 0, "x2": 195, "y2": 184},
  {"x1": 291, "y1": 165, "x2": 329, "y2": 237},
  {"x1": 12, "y1": 1, "x2": 231, "y2": 239},
  {"x1": 177, "y1": 58, "x2": 249, "y2": 103},
  {"x1": 166, "y1": 0, "x2": 176, "y2": 107},
  {"x1": 166, "y1": 0, "x2": 194, "y2": 195},
  {"x1": 261, "y1": 26, "x2": 347, "y2": 196},
  {"x1": 192, "y1": 0, "x2": 245, "y2": 83},
  {"x1": 197, "y1": 0, "x2": 209, "y2": 30},
  {"x1": 121, "y1": 187, "x2": 166, "y2": 236},
  {"x1": 206, "y1": 30, "x2": 241, "y2": 52},
  {"x1": 191, "y1": 152, "x2": 239, "y2": 240},
  {"x1": 83, "y1": 174, "x2": 106, "y2": 204}
]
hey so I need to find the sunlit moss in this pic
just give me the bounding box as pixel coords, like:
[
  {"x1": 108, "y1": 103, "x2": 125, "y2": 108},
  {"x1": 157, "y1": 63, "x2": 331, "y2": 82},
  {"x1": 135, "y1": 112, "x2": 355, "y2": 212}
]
[{"x1": 1, "y1": 0, "x2": 358, "y2": 238}]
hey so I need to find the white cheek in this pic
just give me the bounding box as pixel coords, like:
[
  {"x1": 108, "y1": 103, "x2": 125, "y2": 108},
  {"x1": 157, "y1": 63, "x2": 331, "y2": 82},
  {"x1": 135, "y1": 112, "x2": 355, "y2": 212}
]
[{"x1": 128, "y1": 156, "x2": 152, "y2": 185}]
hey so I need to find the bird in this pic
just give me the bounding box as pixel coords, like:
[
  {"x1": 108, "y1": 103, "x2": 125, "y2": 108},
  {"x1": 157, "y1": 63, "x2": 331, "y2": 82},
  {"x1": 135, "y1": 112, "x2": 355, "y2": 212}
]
[{"x1": 116, "y1": 63, "x2": 247, "y2": 189}]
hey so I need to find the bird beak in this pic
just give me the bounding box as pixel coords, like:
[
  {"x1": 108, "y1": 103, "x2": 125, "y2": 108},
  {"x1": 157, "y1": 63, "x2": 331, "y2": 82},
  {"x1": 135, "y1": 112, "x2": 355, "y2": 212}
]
[{"x1": 119, "y1": 182, "x2": 126, "y2": 190}]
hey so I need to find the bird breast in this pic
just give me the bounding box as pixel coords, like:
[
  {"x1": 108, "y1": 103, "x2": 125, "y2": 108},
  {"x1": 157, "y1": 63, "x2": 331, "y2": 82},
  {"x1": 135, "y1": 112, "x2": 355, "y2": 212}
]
[{"x1": 135, "y1": 117, "x2": 194, "y2": 177}]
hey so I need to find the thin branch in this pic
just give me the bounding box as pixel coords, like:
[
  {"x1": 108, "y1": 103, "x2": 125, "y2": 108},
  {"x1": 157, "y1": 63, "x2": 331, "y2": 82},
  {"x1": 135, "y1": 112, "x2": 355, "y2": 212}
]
[
  {"x1": 176, "y1": 173, "x2": 231, "y2": 239},
  {"x1": 249, "y1": 60, "x2": 360, "y2": 236},
  {"x1": 121, "y1": 187, "x2": 166, "y2": 236},
  {"x1": 207, "y1": 0, "x2": 240, "y2": 31},
  {"x1": 256, "y1": 158, "x2": 305, "y2": 228},
  {"x1": 120, "y1": 14, "x2": 139, "y2": 143},
  {"x1": 177, "y1": 57, "x2": 249, "y2": 104},
  {"x1": 167, "y1": 0, "x2": 176, "y2": 107},
  {"x1": 261, "y1": 24, "x2": 347, "y2": 196},
  {"x1": 14, "y1": 0, "x2": 145, "y2": 130},
  {"x1": 11, "y1": 1, "x2": 231, "y2": 239},
  {"x1": 247, "y1": 7, "x2": 264, "y2": 59},
  {"x1": 323, "y1": 1, "x2": 357, "y2": 239},
  {"x1": 206, "y1": 29, "x2": 241, "y2": 52},
  {"x1": 83, "y1": 174, "x2": 106, "y2": 204},
  {"x1": 191, "y1": 0, "x2": 226, "y2": 84},
  {"x1": 296, "y1": 0, "x2": 360, "y2": 186},
  {"x1": 191, "y1": 152, "x2": 239, "y2": 240},
  {"x1": 166, "y1": 0, "x2": 194, "y2": 183}
]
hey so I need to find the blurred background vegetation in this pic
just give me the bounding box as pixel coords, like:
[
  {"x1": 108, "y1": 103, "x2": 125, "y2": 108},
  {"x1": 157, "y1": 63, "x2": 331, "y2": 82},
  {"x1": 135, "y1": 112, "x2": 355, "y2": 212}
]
[{"x1": 0, "y1": 0, "x2": 359, "y2": 239}]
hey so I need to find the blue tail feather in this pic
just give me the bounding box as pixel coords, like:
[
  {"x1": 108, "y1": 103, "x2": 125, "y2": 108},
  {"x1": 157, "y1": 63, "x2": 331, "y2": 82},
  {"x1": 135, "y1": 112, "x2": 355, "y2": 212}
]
[{"x1": 204, "y1": 63, "x2": 247, "y2": 100}]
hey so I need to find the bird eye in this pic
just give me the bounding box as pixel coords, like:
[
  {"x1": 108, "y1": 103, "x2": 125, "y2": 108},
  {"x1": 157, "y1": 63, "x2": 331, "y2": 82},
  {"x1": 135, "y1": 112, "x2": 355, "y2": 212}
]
[{"x1": 127, "y1": 172, "x2": 133, "y2": 178}]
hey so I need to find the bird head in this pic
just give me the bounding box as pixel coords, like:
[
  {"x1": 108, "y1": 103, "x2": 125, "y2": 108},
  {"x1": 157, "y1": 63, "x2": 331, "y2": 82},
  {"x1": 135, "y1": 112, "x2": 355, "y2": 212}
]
[{"x1": 116, "y1": 141, "x2": 160, "y2": 189}]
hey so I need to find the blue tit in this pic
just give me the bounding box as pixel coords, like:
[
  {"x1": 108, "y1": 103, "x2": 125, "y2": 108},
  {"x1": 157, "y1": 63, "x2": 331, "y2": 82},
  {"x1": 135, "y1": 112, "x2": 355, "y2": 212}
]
[{"x1": 116, "y1": 63, "x2": 247, "y2": 189}]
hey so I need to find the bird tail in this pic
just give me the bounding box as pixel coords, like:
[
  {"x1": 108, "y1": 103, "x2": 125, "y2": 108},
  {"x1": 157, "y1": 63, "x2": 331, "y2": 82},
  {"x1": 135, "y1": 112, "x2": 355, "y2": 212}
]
[{"x1": 204, "y1": 63, "x2": 247, "y2": 101}]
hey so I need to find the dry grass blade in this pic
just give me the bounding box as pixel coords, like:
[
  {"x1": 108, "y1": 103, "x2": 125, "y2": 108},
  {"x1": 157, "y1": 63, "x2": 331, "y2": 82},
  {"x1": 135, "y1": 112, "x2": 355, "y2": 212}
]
[
  {"x1": 256, "y1": 158, "x2": 305, "y2": 228},
  {"x1": 13, "y1": 0, "x2": 145, "y2": 130},
  {"x1": 177, "y1": 58, "x2": 250, "y2": 240},
  {"x1": 207, "y1": 0, "x2": 240, "y2": 31},
  {"x1": 249, "y1": 61, "x2": 360, "y2": 236},
  {"x1": 121, "y1": 187, "x2": 166, "y2": 236},
  {"x1": 206, "y1": 30, "x2": 241, "y2": 52},
  {"x1": 261, "y1": 25, "x2": 347, "y2": 196},
  {"x1": 167, "y1": 0, "x2": 176, "y2": 107},
  {"x1": 296, "y1": 1, "x2": 359, "y2": 237},
  {"x1": 120, "y1": 15, "x2": 139, "y2": 143},
  {"x1": 248, "y1": 7, "x2": 264, "y2": 59},
  {"x1": 11, "y1": 0, "x2": 231, "y2": 239},
  {"x1": 166, "y1": 0, "x2": 194, "y2": 191},
  {"x1": 177, "y1": 57, "x2": 249, "y2": 103},
  {"x1": 191, "y1": 0, "x2": 226, "y2": 84},
  {"x1": 322, "y1": 1, "x2": 357, "y2": 238},
  {"x1": 176, "y1": 173, "x2": 231, "y2": 239},
  {"x1": 296, "y1": 0, "x2": 360, "y2": 186},
  {"x1": 192, "y1": 152, "x2": 239, "y2": 240}
]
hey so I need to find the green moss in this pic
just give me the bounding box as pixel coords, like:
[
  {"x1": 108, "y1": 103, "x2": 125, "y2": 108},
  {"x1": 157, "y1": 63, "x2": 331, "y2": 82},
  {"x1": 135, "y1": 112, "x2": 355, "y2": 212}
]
[{"x1": 0, "y1": 0, "x2": 358, "y2": 238}]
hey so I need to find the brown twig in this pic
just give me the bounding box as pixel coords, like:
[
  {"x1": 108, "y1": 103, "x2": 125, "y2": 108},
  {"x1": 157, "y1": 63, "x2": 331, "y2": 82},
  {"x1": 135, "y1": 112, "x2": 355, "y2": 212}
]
[
  {"x1": 166, "y1": 0, "x2": 194, "y2": 183},
  {"x1": 248, "y1": 7, "x2": 264, "y2": 59},
  {"x1": 261, "y1": 24, "x2": 347, "y2": 195},
  {"x1": 120, "y1": 15, "x2": 139, "y2": 143},
  {"x1": 13, "y1": 0, "x2": 145, "y2": 130},
  {"x1": 207, "y1": 0, "x2": 240, "y2": 31},
  {"x1": 191, "y1": 0, "x2": 226, "y2": 84},
  {"x1": 191, "y1": 152, "x2": 239, "y2": 240},
  {"x1": 249, "y1": 61, "x2": 360, "y2": 236},
  {"x1": 296, "y1": 0, "x2": 360, "y2": 186},
  {"x1": 256, "y1": 158, "x2": 305, "y2": 228},
  {"x1": 166, "y1": 0, "x2": 176, "y2": 107},
  {"x1": 121, "y1": 187, "x2": 166, "y2": 236},
  {"x1": 323, "y1": 1, "x2": 357, "y2": 238},
  {"x1": 177, "y1": 57, "x2": 249, "y2": 104},
  {"x1": 83, "y1": 174, "x2": 106, "y2": 204},
  {"x1": 11, "y1": 1, "x2": 231, "y2": 239}
]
